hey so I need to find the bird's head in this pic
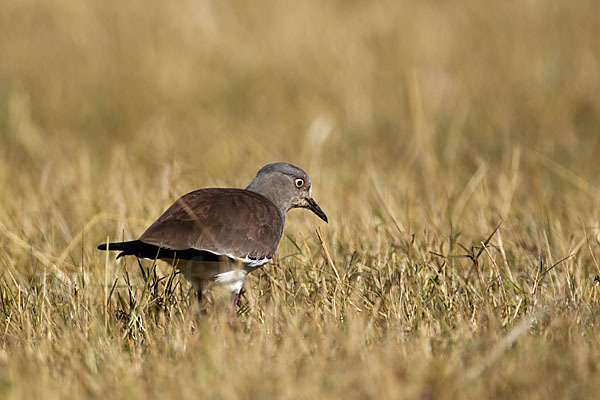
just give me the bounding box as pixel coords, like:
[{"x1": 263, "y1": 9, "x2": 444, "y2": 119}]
[{"x1": 246, "y1": 162, "x2": 328, "y2": 223}]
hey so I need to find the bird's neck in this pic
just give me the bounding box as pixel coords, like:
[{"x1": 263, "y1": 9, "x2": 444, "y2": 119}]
[{"x1": 246, "y1": 176, "x2": 291, "y2": 216}]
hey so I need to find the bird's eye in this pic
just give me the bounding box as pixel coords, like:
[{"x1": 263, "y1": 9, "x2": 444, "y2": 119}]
[{"x1": 294, "y1": 178, "x2": 305, "y2": 188}]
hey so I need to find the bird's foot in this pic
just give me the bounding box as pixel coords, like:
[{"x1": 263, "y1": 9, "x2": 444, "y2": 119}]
[{"x1": 227, "y1": 292, "x2": 240, "y2": 330}]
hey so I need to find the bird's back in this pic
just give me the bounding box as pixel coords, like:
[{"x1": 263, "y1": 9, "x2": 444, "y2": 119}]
[{"x1": 139, "y1": 188, "x2": 284, "y2": 262}]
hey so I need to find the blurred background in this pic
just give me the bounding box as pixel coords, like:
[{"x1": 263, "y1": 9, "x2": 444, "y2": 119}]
[
  {"x1": 0, "y1": 0, "x2": 599, "y2": 268},
  {"x1": 2, "y1": 1, "x2": 600, "y2": 398}
]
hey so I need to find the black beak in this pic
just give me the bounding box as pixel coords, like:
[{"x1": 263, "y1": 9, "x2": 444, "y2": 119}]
[{"x1": 306, "y1": 198, "x2": 328, "y2": 223}]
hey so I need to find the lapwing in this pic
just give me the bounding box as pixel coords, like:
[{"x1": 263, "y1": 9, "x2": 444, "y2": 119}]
[{"x1": 98, "y1": 162, "x2": 328, "y2": 322}]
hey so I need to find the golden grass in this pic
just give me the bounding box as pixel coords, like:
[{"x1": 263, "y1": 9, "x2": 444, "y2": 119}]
[{"x1": 1, "y1": 0, "x2": 600, "y2": 398}]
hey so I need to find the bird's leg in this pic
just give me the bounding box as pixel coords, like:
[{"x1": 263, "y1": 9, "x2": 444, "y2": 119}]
[
  {"x1": 197, "y1": 288, "x2": 203, "y2": 303},
  {"x1": 227, "y1": 290, "x2": 241, "y2": 328}
]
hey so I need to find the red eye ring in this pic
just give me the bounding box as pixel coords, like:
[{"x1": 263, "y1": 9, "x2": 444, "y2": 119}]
[{"x1": 294, "y1": 178, "x2": 305, "y2": 188}]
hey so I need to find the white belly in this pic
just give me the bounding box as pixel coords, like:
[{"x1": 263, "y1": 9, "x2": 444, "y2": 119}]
[{"x1": 171, "y1": 258, "x2": 268, "y2": 293}]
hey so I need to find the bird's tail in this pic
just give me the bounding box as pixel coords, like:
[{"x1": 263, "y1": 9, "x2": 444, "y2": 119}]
[{"x1": 97, "y1": 240, "x2": 149, "y2": 259}]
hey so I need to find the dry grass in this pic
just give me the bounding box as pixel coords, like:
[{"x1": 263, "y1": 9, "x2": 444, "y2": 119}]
[{"x1": 1, "y1": 0, "x2": 600, "y2": 398}]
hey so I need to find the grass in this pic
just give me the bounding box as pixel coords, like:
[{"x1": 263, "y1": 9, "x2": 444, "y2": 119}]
[{"x1": 1, "y1": 0, "x2": 600, "y2": 398}]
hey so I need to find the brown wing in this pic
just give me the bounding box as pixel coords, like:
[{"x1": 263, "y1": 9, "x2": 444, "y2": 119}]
[{"x1": 138, "y1": 189, "x2": 284, "y2": 260}]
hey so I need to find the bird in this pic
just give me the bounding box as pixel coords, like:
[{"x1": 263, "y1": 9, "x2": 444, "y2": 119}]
[{"x1": 97, "y1": 162, "x2": 328, "y2": 323}]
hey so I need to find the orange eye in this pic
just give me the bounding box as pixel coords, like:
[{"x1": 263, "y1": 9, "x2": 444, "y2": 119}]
[{"x1": 294, "y1": 178, "x2": 305, "y2": 188}]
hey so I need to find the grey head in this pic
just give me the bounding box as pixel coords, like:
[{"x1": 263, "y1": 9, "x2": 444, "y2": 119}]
[{"x1": 245, "y1": 162, "x2": 328, "y2": 223}]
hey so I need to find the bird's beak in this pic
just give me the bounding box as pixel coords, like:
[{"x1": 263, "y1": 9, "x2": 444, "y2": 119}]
[{"x1": 305, "y1": 198, "x2": 328, "y2": 223}]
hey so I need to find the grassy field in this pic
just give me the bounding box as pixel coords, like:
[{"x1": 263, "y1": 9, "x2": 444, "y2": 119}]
[{"x1": 1, "y1": 0, "x2": 600, "y2": 398}]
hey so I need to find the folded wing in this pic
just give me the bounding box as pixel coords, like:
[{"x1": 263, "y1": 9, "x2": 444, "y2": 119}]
[{"x1": 138, "y1": 188, "x2": 284, "y2": 261}]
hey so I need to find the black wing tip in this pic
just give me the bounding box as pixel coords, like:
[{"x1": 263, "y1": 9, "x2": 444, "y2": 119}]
[{"x1": 97, "y1": 240, "x2": 229, "y2": 262}]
